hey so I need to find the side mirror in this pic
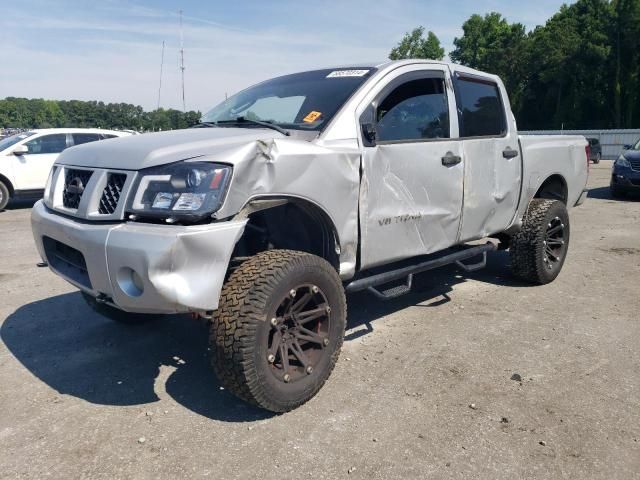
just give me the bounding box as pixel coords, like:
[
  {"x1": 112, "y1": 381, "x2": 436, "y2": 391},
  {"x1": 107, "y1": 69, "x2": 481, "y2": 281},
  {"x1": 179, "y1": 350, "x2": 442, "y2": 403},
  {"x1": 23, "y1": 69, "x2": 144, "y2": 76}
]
[
  {"x1": 361, "y1": 123, "x2": 377, "y2": 147},
  {"x1": 12, "y1": 144, "x2": 28, "y2": 156},
  {"x1": 623, "y1": 144, "x2": 632, "y2": 150}
]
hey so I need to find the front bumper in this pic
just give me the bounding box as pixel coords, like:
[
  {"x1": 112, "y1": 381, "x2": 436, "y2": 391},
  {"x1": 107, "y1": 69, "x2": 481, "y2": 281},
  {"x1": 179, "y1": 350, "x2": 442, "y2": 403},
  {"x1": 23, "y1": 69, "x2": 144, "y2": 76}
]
[
  {"x1": 611, "y1": 169, "x2": 640, "y2": 191},
  {"x1": 31, "y1": 200, "x2": 247, "y2": 314}
]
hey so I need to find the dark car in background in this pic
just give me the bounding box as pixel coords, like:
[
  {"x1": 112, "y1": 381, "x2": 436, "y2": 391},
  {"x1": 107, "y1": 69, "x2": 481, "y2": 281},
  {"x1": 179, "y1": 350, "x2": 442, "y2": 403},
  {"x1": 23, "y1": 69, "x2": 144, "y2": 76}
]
[
  {"x1": 610, "y1": 139, "x2": 640, "y2": 198},
  {"x1": 587, "y1": 137, "x2": 602, "y2": 163}
]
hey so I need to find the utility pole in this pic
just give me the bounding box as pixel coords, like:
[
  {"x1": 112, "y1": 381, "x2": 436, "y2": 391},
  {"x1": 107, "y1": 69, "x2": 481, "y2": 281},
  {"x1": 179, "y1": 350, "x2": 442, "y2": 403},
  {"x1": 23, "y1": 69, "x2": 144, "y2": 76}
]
[
  {"x1": 179, "y1": 10, "x2": 186, "y2": 112},
  {"x1": 157, "y1": 40, "x2": 165, "y2": 110}
]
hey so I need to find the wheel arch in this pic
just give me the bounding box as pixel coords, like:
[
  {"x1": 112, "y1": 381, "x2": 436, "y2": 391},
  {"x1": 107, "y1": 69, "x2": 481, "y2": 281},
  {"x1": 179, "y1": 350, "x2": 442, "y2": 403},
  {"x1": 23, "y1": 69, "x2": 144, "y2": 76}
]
[
  {"x1": 231, "y1": 195, "x2": 341, "y2": 271},
  {"x1": 0, "y1": 173, "x2": 15, "y2": 195},
  {"x1": 534, "y1": 174, "x2": 568, "y2": 205}
]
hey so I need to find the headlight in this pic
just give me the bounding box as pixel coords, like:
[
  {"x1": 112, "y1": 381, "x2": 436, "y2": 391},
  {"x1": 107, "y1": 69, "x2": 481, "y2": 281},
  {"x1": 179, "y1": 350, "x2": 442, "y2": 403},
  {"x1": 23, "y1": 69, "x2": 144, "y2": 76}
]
[
  {"x1": 615, "y1": 155, "x2": 631, "y2": 168},
  {"x1": 127, "y1": 161, "x2": 232, "y2": 222}
]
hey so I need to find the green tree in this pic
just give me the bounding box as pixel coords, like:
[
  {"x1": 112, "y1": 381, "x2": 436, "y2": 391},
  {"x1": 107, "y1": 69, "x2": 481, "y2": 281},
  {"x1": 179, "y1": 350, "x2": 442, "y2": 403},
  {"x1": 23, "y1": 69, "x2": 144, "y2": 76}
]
[
  {"x1": 389, "y1": 27, "x2": 445, "y2": 60},
  {"x1": 0, "y1": 97, "x2": 201, "y2": 131},
  {"x1": 612, "y1": 0, "x2": 640, "y2": 127},
  {"x1": 450, "y1": 13, "x2": 528, "y2": 113},
  {"x1": 520, "y1": 0, "x2": 613, "y2": 129}
]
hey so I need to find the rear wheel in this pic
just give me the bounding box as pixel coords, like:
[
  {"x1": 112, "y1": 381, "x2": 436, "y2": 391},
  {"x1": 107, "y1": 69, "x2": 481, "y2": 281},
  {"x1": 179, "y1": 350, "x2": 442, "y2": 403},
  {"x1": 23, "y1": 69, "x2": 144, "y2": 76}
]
[
  {"x1": 81, "y1": 292, "x2": 157, "y2": 324},
  {"x1": 0, "y1": 181, "x2": 10, "y2": 210},
  {"x1": 510, "y1": 199, "x2": 570, "y2": 285},
  {"x1": 210, "y1": 250, "x2": 346, "y2": 412}
]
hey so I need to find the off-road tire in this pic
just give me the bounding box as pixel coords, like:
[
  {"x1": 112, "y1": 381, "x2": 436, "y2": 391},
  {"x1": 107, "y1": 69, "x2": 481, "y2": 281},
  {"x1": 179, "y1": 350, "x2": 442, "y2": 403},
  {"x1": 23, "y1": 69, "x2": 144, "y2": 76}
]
[
  {"x1": 510, "y1": 199, "x2": 570, "y2": 285},
  {"x1": 0, "y1": 181, "x2": 10, "y2": 210},
  {"x1": 81, "y1": 292, "x2": 157, "y2": 324},
  {"x1": 210, "y1": 250, "x2": 346, "y2": 412}
]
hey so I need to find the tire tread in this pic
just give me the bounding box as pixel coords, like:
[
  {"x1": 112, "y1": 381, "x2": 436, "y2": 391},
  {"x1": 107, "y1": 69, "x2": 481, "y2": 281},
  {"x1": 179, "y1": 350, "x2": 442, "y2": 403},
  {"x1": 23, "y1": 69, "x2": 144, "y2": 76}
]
[
  {"x1": 510, "y1": 199, "x2": 568, "y2": 284},
  {"x1": 210, "y1": 250, "x2": 345, "y2": 412}
]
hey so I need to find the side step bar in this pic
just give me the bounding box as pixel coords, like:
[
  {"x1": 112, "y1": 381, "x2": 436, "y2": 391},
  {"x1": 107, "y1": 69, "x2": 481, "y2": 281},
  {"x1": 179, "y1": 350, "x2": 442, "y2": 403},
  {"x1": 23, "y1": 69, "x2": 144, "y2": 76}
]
[{"x1": 345, "y1": 242, "x2": 497, "y2": 299}]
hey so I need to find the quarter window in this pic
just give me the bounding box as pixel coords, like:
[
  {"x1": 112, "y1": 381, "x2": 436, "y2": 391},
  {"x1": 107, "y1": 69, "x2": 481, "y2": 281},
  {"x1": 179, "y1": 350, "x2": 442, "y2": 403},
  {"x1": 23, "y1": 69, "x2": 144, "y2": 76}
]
[
  {"x1": 376, "y1": 78, "x2": 449, "y2": 143},
  {"x1": 456, "y1": 78, "x2": 506, "y2": 137},
  {"x1": 25, "y1": 134, "x2": 68, "y2": 154}
]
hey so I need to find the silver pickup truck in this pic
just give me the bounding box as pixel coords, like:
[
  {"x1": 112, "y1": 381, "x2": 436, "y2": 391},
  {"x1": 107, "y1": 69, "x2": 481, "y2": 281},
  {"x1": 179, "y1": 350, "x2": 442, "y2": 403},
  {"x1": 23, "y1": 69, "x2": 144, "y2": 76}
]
[{"x1": 31, "y1": 60, "x2": 589, "y2": 412}]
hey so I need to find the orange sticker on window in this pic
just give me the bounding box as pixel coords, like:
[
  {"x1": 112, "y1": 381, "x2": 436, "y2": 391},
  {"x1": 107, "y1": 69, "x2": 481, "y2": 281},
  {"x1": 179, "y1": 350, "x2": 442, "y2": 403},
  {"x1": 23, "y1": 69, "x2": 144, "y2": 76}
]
[{"x1": 303, "y1": 111, "x2": 322, "y2": 123}]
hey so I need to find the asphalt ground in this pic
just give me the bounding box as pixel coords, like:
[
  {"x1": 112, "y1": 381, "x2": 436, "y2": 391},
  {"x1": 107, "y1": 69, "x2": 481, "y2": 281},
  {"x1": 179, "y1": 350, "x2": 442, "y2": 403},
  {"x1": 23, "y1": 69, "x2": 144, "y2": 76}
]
[{"x1": 0, "y1": 161, "x2": 638, "y2": 479}]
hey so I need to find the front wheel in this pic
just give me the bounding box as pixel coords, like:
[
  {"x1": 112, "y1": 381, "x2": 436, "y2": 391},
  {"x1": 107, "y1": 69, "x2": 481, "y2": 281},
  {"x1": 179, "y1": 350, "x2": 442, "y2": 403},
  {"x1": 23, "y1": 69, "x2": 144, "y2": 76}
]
[
  {"x1": 210, "y1": 250, "x2": 346, "y2": 412},
  {"x1": 510, "y1": 199, "x2": 570, "y2": 285},
  {"x1": 0, "y1": 181, "x2": 10, "y2": 210}
]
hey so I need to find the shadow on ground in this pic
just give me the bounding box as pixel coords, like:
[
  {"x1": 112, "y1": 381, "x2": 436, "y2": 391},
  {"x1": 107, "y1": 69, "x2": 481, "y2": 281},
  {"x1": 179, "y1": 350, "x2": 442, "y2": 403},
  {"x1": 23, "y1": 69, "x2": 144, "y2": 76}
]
[
  {"x1": 1, "y1": 251, "x2": 524, "y2": 421},
  {"x1": 3, "y1": 198, "x2": 39, "y2": 211},
  {"x1": 588, "y1": 186, "x2": 640, "y2": 201}
]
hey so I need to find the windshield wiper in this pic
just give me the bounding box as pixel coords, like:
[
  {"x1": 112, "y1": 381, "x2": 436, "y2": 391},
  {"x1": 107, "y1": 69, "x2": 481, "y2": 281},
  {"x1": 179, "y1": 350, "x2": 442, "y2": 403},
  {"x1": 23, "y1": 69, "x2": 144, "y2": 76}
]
[
  {"x1": 191, "y1": 122, "x2": 219, "y2": 128},
  {"x1": 216, "y1": 117, "x2": 290, "y2": 136}
]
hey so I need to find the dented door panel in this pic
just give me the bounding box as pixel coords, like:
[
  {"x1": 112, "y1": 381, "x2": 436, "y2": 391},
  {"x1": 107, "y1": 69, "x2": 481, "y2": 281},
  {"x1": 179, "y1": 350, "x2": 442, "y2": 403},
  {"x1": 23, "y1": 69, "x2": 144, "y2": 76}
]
[{"x1": 359, "y1": 141, "x2": 464, "y2": 268}]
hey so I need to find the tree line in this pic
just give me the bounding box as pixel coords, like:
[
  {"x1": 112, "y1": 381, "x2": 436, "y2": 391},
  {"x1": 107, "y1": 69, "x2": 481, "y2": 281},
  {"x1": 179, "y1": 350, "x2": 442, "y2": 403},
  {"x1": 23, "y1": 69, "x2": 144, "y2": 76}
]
[
  {"x1": 0, "y1": 97, "x2": 201, "y2": 131},
  {"x1": 389, "y1": 0, "x2": 640, "y2": 130}
]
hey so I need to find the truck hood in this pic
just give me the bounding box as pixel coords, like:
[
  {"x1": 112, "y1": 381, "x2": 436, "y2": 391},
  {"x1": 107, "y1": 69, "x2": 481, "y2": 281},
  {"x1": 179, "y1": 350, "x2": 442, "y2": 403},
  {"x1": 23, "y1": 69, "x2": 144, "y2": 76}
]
[{"x1": 55, "y1": 127, "x2": 288, "y2": 170}]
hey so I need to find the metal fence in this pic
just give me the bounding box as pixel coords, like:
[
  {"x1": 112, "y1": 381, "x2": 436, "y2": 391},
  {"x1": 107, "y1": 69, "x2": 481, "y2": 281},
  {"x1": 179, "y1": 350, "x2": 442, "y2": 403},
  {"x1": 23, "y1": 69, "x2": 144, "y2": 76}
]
[{"x1": 520, "y1": 129, "x2": 640, "y2": 160}]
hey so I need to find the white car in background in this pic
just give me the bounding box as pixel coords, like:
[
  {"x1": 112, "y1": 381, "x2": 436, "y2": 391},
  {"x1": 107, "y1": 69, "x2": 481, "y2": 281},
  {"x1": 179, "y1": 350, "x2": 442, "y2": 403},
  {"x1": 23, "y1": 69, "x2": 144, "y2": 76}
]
[{"x1": 0, "y1": 128, "x2": 132, "y2": 210}]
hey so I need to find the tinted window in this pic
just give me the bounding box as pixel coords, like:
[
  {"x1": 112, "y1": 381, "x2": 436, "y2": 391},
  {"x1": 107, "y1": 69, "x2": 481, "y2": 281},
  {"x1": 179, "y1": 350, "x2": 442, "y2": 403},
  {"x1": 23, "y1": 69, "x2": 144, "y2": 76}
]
[
  {"x1": 72, "y1": 133, "x2": 102, "y2": 145},
  {"x1": 102, "y1": 134, "x2": 118, "y2": 139},
  {"x1": 25, "y1": 134, "x2": 68, "y2": 154},
  {"x1": 456, "y1": 78, "x2": 506, "y2": 137},
  {"x1": 376, "y1": 78, "x2": 449, "y2": 142}
]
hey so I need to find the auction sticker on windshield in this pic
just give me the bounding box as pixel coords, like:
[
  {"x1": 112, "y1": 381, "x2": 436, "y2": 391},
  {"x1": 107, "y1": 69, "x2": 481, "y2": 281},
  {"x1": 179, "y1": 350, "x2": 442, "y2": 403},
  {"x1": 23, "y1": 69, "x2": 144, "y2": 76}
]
[
  {"x1": 303, "y1": 111, "x2": 323, "y2": 123},
  {"x1": 326, "y1": 70, "x2": 370, "y2": 78}
]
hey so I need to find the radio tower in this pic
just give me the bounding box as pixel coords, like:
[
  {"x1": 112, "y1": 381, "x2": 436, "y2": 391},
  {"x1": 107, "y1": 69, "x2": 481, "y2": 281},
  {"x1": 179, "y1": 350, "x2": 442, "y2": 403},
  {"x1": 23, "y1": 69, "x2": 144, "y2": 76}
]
[
  {"x1": 157, "y1": 40, "x2": 165, "y2": 110},
  {"x1": 179, "y1": 10, "x2": 186, "y2": 112}
]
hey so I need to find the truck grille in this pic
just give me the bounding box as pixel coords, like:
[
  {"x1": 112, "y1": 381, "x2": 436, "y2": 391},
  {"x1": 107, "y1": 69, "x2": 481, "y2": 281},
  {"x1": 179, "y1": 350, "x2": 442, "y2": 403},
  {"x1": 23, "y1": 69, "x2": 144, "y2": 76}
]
[
  {"x1": 63, "y1": 169, "x2": 93, "y2": 209},
  {"x1": 629, "y1": 158, "x2": 640, "y2": 171},
  {"x1": 99, "y1": 173, "x2": 127, "y2": 215},
  {"x1": 48, "y1": 166, "x2": 132, "y2": 220}
]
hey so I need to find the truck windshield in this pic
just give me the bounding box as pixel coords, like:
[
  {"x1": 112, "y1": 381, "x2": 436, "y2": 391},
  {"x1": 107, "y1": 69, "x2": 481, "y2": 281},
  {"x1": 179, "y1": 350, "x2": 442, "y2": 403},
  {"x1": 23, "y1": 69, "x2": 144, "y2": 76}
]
[
  {"x1": 0, "y1": 131, "x2": 35, "y2": 151},
  {"x1": 202, "y1": 68, "x2": 376, "y2": 131}
]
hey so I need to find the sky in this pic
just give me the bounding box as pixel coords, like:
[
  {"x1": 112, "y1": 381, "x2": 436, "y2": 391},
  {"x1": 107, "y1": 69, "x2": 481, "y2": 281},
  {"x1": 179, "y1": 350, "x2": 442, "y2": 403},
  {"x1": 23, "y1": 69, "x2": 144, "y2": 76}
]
[{"x1": 0, "y1": 0, "x2": 572, "y2": 113}]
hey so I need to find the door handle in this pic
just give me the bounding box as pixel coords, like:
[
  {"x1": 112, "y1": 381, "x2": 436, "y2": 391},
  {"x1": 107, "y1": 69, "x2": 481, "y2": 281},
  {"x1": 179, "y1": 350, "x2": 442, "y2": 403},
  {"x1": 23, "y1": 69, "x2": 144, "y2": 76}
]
[
  {"x1": 503, "y1": 147, "x2": 519, "y2": 159},
  {"x1": 441, "y1": 151, "x2": 462, "y2": 166}
]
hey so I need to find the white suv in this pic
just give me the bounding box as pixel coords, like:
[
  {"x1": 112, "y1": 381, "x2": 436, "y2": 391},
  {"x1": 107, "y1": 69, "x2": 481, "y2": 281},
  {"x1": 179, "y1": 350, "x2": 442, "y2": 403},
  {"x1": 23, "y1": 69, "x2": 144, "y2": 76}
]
[{"x1": 0, "y1": 128, "x2": 131, "y2": 209}]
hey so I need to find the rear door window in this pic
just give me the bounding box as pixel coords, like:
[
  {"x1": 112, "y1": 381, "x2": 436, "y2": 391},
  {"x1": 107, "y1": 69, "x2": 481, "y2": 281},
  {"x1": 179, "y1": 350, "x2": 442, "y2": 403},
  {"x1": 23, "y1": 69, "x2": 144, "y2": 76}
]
[
  {"x1": 455, "y1": 77, "x2": 506, "y2": 138},
  {"x1": 72, "y1": 133, "x2": 102, "y2": 146}
]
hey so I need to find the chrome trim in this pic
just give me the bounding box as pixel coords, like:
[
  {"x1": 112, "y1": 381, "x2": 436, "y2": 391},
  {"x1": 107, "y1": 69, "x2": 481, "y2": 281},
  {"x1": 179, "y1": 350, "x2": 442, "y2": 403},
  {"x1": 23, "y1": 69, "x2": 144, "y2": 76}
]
[{"x1": 47, "y1": 165, "x2": 137, "y2": 221}]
